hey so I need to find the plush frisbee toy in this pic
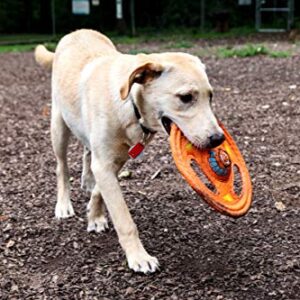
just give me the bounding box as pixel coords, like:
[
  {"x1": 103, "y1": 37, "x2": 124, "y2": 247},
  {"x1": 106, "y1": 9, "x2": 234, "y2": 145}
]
[{"x1": 170, "y1": 123, "x2": 252, "y2": 218}]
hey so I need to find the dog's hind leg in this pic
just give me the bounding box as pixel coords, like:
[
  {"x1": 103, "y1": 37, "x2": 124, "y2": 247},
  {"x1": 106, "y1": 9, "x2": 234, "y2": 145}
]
[
  {"x1": 81, "y1": 147, "x2": 108, "y2": 232},
  {"x1": 87, "y1": 185, "x2": 108, "y2": 233},
  {"x1": 51, "y1": 104, "x2": 74, "y2": 218},
  {"x1": 81, "y1": 147, "x2": 96, "y2": 193}
]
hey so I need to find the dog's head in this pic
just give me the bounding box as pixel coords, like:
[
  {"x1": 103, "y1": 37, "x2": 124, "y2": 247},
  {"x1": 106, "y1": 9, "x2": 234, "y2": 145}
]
[{"x1": 120, "y1": 53, "x2": 224, "y2": 149}]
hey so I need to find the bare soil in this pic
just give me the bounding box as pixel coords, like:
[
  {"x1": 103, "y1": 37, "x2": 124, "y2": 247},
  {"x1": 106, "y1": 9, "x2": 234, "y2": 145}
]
[{"x1": 0, "y1": 41, "x2": 300, "y2": 299}]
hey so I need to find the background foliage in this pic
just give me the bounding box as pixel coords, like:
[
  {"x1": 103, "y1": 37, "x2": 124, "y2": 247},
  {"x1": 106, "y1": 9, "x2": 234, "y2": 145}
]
[{"x1": 0, "y1": 0, "x2": 300, "y2": 34}]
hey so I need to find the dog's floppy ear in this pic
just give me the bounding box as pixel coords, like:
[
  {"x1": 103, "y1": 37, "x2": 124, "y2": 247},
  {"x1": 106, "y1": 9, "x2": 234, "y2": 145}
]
[{"x1": 120, "y1": 62, "x2": 163, "y2": 100}]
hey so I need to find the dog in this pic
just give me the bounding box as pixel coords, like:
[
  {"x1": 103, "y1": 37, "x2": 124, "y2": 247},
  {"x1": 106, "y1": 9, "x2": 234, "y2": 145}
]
[{"x1": 35, "y1": 29, "x2": 224, "y2": 274}]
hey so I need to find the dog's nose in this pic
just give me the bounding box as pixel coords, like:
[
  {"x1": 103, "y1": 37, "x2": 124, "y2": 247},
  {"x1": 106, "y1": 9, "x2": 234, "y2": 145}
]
[{"x1": 207, "y1": 133, "x2": 225, "y2": 148}]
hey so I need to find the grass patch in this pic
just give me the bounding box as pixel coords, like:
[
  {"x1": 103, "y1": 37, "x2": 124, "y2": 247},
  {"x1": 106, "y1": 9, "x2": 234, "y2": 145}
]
[
  {"x1": 0, "y1": 27, "x2": 256, "y2": 53},
  {"x1": 0, "y1": 42, "x2": 56, "y2": 53},
  {"x1": 191, "y1": 26, "x2": 256, "y2": 40},
  {"x1": 166, "y1": 41, "x2": 193, "y2": 49},
  {"x1": 0, "y1": 34, "x2": 56, "y2": 43},
  {"x1": 0, "y1": 44, "x2": 36, "y2": 53},
  {"x1": 217, "y1": 44, "x2": 290, "y2": 58},
  {"x1": 0, "y1": 29, "x2": 291, "y2": 59},
  {"x1": 218, "y1": 44, "x2": 268, "y2": 58},
  {"x1": 110, "y1": 26, "x2": 256, "y2": 44},
  {"x1": 43, "y1": 43, "x2": 57, "y2": 52},
  {"x1": 0, "y1": 33, "x2": 58, "y2": 53},
  {"x1": 112, "y1": 36, "x2": 143, "y2": 45},
  {"x1": 128, "y1": 48, "x2": 151, "y2": 55},
  {"x1": 268, "y1": 50, "x2": 290, "y2": 58}
]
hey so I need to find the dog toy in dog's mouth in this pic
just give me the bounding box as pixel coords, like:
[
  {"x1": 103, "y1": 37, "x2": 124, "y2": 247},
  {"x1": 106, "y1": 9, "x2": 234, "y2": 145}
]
[{"x1": 170, "y1": 122, "x2": 252, "y2": 218}]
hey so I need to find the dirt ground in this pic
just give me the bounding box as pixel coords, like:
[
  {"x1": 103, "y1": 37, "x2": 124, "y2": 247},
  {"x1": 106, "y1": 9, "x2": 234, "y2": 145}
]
[{"x1": 0, "y1": 38, "x2": 300, "y2": 299}]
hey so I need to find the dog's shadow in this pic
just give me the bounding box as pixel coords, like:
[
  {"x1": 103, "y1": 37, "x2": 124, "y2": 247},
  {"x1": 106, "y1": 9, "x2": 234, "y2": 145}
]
[{"x1": 168, "y1": 231, "x2": 267, "y2": 285}]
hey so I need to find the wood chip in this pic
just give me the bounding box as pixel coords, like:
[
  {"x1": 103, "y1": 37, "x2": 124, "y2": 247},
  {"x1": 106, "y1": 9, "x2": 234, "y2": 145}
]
[
  {"x1": 0, "y1": 215, "x2": 9, "y2": 222},
  {"x1": 275, "y1": 201, "x2": 286, "y2": 212},
  {"x1": 118, "y1": 170, "x2": 132, "y2": 179},
  {"x1": 6, "y1": 240, "x2": 15, "y2": 248},
  {"x1": 151, "y1": 168, "x2": 162, "y2": 180}
]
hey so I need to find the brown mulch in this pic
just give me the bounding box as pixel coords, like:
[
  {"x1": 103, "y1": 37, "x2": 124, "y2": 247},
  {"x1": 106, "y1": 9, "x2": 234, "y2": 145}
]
[{"x1": 0, "y1": 47, "x2": 299, "y2": 299}]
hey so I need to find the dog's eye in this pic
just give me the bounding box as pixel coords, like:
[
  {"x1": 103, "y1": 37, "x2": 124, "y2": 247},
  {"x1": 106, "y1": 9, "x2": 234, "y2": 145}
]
[{"x1": 179, "y1": 93, "x2": 193, "y2": 103}]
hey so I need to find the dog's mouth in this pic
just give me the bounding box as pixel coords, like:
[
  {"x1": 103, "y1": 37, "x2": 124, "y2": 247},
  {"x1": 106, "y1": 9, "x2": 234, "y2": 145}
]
[
  {"x1": 161, "y1": 116, "x2": 204, "y2": 149},
  {"x1": 161, "y1": 116, "x2": 172, "y2": 135}
]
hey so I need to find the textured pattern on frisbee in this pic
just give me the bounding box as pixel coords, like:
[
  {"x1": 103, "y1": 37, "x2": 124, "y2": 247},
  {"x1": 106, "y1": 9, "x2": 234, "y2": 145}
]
[{"x1": 170, "y1": 123, "x2": 252, "y2": 218}]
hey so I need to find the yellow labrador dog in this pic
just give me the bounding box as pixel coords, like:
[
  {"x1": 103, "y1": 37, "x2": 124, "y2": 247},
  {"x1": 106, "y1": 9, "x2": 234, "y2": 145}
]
[{"x1": 35, "y1": 29, "x2": 224, "y2": 274}]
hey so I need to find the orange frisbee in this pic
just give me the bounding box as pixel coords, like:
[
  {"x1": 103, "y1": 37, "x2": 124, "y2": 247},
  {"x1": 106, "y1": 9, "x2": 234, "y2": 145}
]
[{"x1": 170, "y1": 123, "x2": 252, "y2": 218}]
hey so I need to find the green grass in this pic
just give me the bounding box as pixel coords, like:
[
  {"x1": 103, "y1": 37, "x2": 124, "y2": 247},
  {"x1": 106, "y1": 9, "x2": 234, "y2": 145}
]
[
  {"x1": 268, "y1": 50, "x2": 290, "y2": 58},
  {"x1": 217, "y1": 44, "x2": 290, "y2": 58},
  {"x1": 0, "y1": 44, "x2": 36, "y2": 53},
  {"x1": 111, "y1": 36, "x2": 143, "y2": 45},
  {"x1": 0, "y1": 34, "x2": 55, "y2": 43},
  {"x1": 128, "y1": 48, "x2": 151, "y2": 55},
  {"x1": 1, "y1": 28, "x2": 248, "y2": 46},
  {"x1": 166, "y1": 41, "x2": 193, "y2": 49},
  {"x1": 0, "y1": 29, "x2": 292, "y2": 59},
  {"x1": 191, "y1": 26, "x2": 256, "y2": 40},
  {"x1": 218, "y1": 44, "x2": 269, "y2": 58},
  {"x1": 0, "y1": 42, "x2": 56, "y2": 53},
  {"x1": 110, "y1": 26, "x2": 256, "y2": 44},
  {"x1": 0, "y1": 27, "x2": 256, "y2": 50},
  {"x1": 0, "y1": 33, "x2": 57, "y2": 53}
]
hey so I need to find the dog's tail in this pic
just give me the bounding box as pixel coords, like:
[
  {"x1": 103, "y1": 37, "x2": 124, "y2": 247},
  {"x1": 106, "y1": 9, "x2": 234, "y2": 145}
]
[{"x1": 34, "y1": 45, "x2": 54, "y2": 70}]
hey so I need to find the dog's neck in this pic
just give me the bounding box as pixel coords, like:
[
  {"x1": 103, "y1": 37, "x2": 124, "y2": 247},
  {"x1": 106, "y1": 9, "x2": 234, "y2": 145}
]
[{"x1": 130, "y1": 97, "x2": 157, "y2": 136}]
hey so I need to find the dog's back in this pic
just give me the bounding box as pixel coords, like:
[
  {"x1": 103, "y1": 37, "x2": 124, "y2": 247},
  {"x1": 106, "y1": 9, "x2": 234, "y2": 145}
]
[
  {"x1": 35, "y1": 29, "x2": 118, "y2": 105},
  {"x1": 54, "y1": 29, "x2": 118, "y2": 68},
  {"x1": 53, "y1": 29, "x2": 118, "y2": 106},
  {"x1": 35, "y1": 29, "x2": 118, "y2": 70}
]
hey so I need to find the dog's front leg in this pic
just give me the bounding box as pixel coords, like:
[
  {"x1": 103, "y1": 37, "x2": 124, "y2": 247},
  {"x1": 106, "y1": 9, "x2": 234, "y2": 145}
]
[{"x1": 91, "y1": 156, "x2": 159, "y2": 274}]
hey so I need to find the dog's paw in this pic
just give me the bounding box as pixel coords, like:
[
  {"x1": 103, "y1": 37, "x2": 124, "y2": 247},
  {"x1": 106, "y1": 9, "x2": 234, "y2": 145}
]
[
  {"x1": 81, "y1": 174, "x2": 96, "y2": 193},
  {"x1": 127, "y1": 252, "x2": 159, "y2": 274},
  {"x1": 55, "y1": 201, "x2": 75, "y2": 219},
  {"x1": 87, "y1": 215, "x2": 108, "y2": 233}
]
